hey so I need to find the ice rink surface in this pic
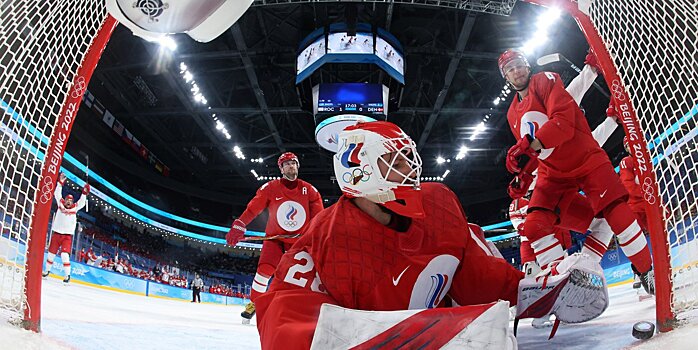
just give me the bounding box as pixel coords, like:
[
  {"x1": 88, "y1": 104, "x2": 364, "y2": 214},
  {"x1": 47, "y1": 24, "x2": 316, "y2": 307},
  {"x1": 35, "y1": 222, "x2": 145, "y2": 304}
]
[{"x1": 1, "y1": 278, "x2": 697, "y2": 349}]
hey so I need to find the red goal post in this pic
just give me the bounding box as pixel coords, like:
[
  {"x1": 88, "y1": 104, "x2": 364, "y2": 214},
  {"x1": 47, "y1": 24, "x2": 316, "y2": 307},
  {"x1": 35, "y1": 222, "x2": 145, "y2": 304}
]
[
  {"x1": 21, "y1": 16, "x2": 118, "y2": 332},
  {"x1": 0, "y1": 1, "x2": 116, "y2": 332},
  {"x1": 524, "y1": 0, "x2": 698, "y2": 332}
]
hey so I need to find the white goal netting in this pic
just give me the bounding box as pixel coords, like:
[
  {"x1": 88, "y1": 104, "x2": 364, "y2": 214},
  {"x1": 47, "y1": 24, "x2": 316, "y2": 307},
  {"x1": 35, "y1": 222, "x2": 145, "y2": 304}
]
[
  {"x1": 0, "y1": 1, "x2": 108, "y2": 322},
  {"x1": 589, "y1": 1, "x2": 698, "y2": 315}
]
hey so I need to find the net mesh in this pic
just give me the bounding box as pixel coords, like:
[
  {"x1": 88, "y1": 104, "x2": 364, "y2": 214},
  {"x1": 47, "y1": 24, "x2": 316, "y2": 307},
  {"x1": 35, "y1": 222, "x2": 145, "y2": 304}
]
[
  {"x1": 0, "y1": 0, "x2": 107, "y2": 322},
  {"x1": 589, "y1": 1, "x2": 698, "y2": 315}
]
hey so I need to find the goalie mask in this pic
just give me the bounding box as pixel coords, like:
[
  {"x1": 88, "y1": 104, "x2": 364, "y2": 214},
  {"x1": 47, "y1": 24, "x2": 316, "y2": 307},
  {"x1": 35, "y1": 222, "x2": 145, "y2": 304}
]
[{"x1": 334, "y1": 121, "x2": 424, "y2": 218}]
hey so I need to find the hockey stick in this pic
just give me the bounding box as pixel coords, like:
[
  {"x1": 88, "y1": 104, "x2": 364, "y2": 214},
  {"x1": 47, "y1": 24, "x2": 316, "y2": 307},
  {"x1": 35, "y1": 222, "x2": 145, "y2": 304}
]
[
  {"x1": 240, "y1": 234, "x2": 301, "y2": 242},
  {"x1": 537, "y1": 53, "x2": 610, "y2": 98},
  {"x1": 84, "y1": 153, "x2": 89, "y2": 212}
]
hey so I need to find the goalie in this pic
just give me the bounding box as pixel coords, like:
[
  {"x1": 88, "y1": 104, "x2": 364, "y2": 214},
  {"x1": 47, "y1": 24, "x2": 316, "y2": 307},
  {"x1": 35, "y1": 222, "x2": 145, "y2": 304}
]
[{"x1": 255, "y1": 122, "x2": 609, "y2": 349}]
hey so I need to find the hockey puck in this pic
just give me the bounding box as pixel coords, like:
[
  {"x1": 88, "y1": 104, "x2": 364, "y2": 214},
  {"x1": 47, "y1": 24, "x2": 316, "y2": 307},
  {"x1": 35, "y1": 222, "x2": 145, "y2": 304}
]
[{"x1": 632, "y1": 321, "x2": 655, "y2": 340}]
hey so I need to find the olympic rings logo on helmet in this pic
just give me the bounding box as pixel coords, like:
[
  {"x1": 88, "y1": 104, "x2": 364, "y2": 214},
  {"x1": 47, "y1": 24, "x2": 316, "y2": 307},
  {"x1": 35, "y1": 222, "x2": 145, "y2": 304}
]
[{"x1": 342, "y1": 165, "x2": 372, "y2": 185}]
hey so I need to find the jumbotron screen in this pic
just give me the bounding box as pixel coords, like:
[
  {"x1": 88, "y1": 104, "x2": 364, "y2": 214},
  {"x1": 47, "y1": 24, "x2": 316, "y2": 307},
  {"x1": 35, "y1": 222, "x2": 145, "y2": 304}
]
[{"x1": 317, "y1": 83, "x2": 384, "y2": 114}]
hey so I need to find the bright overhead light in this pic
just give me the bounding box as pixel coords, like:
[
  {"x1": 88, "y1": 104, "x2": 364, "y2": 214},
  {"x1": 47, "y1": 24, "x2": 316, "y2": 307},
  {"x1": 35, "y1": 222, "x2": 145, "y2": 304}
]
[
  {"x1": 469, "y1": 122, "x2": 486, "y2": 141},
  {"x1": 436, "y1": 156, "x2": 446, "y2": 164},
  {"x1": 250, "y1": 169, "x2": 258, "y2": 178},
  {"x1": 456, "y1": 145, "x2": 468, "y2": 160},
  {"x1": 493, "y1": 97, "x2": 500, "y2": 105},
  {"x1": 442, "y1": 169, "x2": 450, "y2": 178},
  {"x1": 157, "y1": 36, "x2": 177, "y2": 51}
]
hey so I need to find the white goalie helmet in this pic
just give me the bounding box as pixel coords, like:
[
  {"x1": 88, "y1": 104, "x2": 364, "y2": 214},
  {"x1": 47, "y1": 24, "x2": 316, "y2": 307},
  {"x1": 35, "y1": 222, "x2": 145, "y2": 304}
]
[{"x1": 333, "y1": 121, "x2": 425, "y2": 218}]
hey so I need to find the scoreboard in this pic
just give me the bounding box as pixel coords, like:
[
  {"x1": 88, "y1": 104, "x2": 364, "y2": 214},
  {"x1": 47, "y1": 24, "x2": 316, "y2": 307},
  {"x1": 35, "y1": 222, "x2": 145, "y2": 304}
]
[{"x1": 316, "y1": 83, "x2": 385, "y2": 115}]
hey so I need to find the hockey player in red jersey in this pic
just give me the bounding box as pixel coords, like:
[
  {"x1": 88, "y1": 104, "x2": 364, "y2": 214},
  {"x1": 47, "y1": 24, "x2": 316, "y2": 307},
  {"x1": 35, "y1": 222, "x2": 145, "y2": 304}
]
[
  {"x1": 620, "y1": 136, "x2": 649, "y2": 232},
  {"x1": 255, "y1": 121, "x2": 610, "y2": 349},
  {"x1": 499, "y1": 48, "x2": 654, "y2": 293},
  {"x1": 225, "y1": 152, "x2": 323, "y2": 321},
  {"x1": 509, "y1": 55, "x2": 620, "y2": 272},
  {"x1": 42, "y1": 172, "x2": 89, "y2": 284}
]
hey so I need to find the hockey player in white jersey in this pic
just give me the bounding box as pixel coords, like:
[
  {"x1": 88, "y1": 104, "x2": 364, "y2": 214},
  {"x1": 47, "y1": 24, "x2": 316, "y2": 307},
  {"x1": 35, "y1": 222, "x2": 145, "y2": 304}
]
[{"x1": 42, "y1": 173, "x2": 89, "y2": 284}]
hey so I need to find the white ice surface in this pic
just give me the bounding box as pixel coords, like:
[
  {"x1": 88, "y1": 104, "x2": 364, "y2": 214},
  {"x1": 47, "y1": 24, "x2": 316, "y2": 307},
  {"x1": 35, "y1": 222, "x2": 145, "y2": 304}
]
[{"x1": 2, "y1": 279, "x2": 698, "y2": 349}]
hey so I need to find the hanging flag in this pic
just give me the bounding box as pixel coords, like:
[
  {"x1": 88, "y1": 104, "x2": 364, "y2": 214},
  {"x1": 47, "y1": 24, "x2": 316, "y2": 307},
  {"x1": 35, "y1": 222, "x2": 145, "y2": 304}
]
[
  {"x1": 102, "y1": 110, "x2": 115, "y2": 128},
  {"x1": 112, "y1": 120, "x2": 124, "y2": 136}
]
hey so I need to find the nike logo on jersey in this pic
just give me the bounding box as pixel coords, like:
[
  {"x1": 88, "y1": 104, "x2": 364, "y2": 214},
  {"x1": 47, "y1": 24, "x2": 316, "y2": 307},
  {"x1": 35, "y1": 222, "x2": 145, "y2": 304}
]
[
  {"x1": 392, "y1": 266, "x2": 410, "y2": 286},
  {"x1": 599, "y1": 190, "x2": 608, "y2": 198},
  {"x1": 276, "y1": 197, "x2": 283, "y2": 201}
]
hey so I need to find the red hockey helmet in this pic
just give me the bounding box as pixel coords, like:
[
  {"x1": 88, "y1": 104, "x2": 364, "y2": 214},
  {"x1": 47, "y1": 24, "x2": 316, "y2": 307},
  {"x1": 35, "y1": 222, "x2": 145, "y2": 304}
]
[
  {"x1": 277, "y1": 152, "x2": 299, "y2": 168},
  {"x1": 498, "y1": 48, "x2": 529, "y2": 78},
  {"x1": 333, "y1": 121, "x2": 424, "y2": 218},
  {"x1": 65, "y1": 194, "x2": 74, "y2": 201}
]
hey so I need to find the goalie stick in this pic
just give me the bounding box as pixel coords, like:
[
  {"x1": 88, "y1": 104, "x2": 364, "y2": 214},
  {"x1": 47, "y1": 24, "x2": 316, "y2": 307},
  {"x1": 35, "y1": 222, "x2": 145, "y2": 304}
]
[
  {"x1": 537, "y1": 53, "x2": 609, "y2": 99},
  {"x1": 240, "y1": 234, "x2": 300, "y2": 242}
]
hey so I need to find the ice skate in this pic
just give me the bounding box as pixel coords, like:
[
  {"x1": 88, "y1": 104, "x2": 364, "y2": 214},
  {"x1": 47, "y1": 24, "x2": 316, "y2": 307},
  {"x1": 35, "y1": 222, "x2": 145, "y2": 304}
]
[{"x1": 241, "y1": 302, "x2": 255, "y2": 324}]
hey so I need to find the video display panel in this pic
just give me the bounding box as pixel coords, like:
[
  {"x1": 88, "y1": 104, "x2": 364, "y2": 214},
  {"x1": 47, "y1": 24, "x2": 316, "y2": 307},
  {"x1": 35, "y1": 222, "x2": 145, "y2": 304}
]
[{"x1": 317, "y1": 83, "x2": 384, "y2": 115}]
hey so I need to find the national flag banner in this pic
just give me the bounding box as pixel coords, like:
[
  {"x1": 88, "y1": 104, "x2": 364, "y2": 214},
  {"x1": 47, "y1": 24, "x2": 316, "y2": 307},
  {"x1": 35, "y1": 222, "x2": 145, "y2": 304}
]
[
  {"x1": 83, "y1": 90, "x2": 94, "y2": 108},
  {"x1": 139, "y1": 145, "x2": 149, "y2": 159},
  {"x1": 123, "y1": 129, "x2": 133, "y2": 143},
  {"x1": 162, "y1": 166, "x2": 170, "y2": 177},
  {"x1": 155, "y1": 162, "x2": 163, "y2": 172},
  {"x1": 92, "y1": 99, "x2": 105, "y2": 116},
  {"x1": 102, "y1": 110, "x2": 116, "y2": 128},
  {"x1": 148, "y1": 153, "x2": 157, "y2": 165},
  {"x1": 112, "y1": 120, "x2": 124, "y2": 136},
  {"x1": 130, "y1": 136, "x2": 141, "y2": 152}
]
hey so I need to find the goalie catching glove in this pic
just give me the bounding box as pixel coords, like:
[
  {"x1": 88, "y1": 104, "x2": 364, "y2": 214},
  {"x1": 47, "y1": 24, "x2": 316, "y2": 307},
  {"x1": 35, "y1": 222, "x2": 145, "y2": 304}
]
[
  {"x1": 226, "y1": 219, "x2": 246, "y2": 246},
  {"x1": 516, "y1": 253, "x2": 609, "y2": 338}
]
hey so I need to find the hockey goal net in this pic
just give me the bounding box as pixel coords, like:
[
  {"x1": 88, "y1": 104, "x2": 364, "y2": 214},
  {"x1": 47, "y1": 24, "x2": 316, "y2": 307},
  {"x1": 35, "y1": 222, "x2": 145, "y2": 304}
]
[
  {"x1": 528, "y1": 0, "x2": 698, "y2": 332},
  {"x1": 0, "y1": 1, "x2": 114, "y2": 331}
]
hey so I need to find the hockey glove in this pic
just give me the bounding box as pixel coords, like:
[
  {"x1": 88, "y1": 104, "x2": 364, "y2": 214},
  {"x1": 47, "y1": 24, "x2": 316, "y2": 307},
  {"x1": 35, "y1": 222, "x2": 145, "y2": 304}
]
[
  {"x1": 226, "y1": 219, "x2": 246, "y2": 246},
  {"x1": 82, "y1": 183, "x2": 90, "y2": 195},
  {"x1": 508, "y1": 173, "x2": 533, "y2": 199},
  {"x1": 58, "y1": 172, "x2": 66, "y2": 185},
  {"x1": 506, "y1": 134, "x2": 538, "y2": 174},
  {"x1": 584, "y1": 50, "x2": 602, "y2": 73}
]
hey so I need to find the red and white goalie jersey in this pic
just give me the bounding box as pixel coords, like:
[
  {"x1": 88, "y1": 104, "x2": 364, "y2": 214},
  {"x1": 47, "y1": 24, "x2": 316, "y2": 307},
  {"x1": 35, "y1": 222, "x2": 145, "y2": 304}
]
[
  {"x1": 239, "y1": 178, "x2": 323, "y2": 243},
  {"x1": 507, "y1": 72, "x2": 610, "y2": 179},
  {"x1": 255, "y1": 183, "x2": 523, "y2": 349}
]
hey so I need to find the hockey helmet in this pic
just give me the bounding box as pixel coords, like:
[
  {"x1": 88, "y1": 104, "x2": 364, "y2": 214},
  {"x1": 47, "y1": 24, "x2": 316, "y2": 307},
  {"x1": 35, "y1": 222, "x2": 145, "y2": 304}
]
[
  {"x1": 333, "y1": 121, "x2": 424, "y2": 218},
  {"x1": 498, "y1": 48, "x2": 530, "y2": 78},
  {"x1": 277, "y1": 152, "x2": 299, "y2": 168}
]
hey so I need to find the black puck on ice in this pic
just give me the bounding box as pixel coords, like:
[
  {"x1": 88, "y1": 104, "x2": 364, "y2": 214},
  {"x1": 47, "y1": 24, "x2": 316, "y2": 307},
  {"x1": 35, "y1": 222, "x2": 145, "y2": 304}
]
[{"x1": 632, "y1": 321, "x2": 655, "y2": 340}]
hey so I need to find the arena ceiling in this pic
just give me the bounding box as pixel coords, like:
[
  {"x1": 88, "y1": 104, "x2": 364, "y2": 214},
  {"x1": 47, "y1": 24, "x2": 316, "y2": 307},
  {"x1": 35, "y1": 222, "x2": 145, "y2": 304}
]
[{"x1": 69, "y1": 1, "x2": 622, "y2": 227}]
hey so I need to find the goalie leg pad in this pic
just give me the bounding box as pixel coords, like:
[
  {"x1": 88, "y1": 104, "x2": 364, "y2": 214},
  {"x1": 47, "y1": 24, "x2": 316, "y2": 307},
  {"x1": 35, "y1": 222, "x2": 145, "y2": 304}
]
[
  {"x1": 311, "y1": 301, "x2": 516, "y2": 350},
  {"x1": 517, "y1": 253, "x2": 608, "y2": 324}
]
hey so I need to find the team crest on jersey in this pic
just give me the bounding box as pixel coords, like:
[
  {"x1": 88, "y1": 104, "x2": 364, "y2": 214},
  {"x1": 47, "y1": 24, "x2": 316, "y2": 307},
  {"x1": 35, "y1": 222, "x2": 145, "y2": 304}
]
[
  {"x1": 408, "y1": 255, "x2": 459, "y2": 309},
  {"x1": 519, "y1": 111, "x2": 554, "y2": 160},
  {"x1": 276, "y1": 200, "x2": 307, "y2": 232}
]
